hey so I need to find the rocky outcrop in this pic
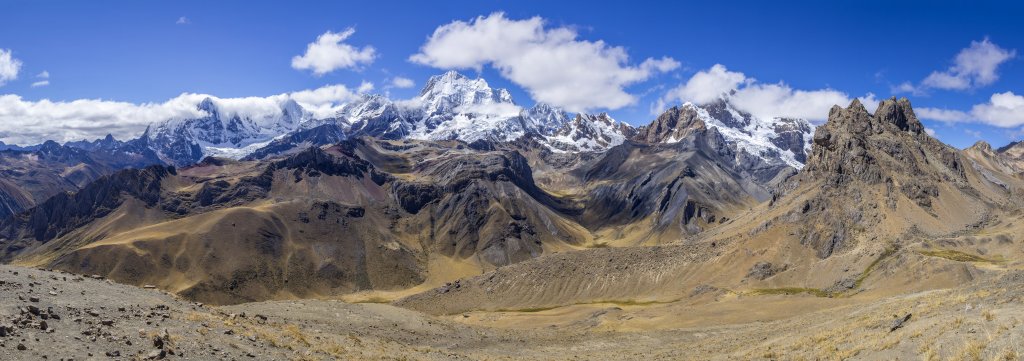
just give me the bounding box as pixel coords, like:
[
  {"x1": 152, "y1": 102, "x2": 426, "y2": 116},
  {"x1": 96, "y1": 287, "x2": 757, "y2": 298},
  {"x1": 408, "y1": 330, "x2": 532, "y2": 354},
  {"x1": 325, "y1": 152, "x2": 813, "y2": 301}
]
[
  {"x1": 783, "y1": 97, "x2": 975, "y2": 258},
  {"x1": 633, "y1": 105, "x2": 708, "y2": 144},
  {"x1": 746, "y1": 261, "x2": 788, "y2": 280},
  {"x1": 771, "y1": 118, "x2": 813, "y2": 164}
]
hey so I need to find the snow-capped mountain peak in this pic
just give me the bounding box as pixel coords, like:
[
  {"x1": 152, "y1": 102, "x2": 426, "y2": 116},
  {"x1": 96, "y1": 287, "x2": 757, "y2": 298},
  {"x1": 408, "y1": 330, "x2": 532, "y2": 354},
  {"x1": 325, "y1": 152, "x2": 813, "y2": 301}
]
[
  {"x1": 521, "y1": 102, "x2": 571, "y2": 134},
  {"x1": 419, "y1": 70, "x2": 516, "y2": 118},
  {"x1": 540, "y1": 112, "x2": 632, "y2": 153},
  {"x1": 643, "y1": 99, "x2": 813, "y2": 169},
  {"x1": 143, "y1": 71, "x2": 640, "y2": 165},
  {"x1": 147, "y1": 97, "x2": 308, "y2": 165}
]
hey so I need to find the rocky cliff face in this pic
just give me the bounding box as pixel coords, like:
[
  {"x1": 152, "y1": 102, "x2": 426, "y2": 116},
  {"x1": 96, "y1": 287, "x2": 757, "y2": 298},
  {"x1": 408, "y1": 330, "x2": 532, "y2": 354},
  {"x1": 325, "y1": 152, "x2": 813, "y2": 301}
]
[
  {"x1": 803, "y1": 98, "x2": 960, "y2": 186},
  {"x1": 633, "y1": 104, "x2": 709, "y2": 144},
  {"x1": 776, "y1": 97, "x2": 984, "y2": 257}
]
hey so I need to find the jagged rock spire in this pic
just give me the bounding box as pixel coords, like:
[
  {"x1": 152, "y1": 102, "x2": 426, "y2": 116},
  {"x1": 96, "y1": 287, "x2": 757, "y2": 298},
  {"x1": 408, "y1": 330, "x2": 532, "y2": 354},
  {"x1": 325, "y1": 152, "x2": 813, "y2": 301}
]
[{"x1": 874, "y1": 97, "x2": 924, "y2": 134}]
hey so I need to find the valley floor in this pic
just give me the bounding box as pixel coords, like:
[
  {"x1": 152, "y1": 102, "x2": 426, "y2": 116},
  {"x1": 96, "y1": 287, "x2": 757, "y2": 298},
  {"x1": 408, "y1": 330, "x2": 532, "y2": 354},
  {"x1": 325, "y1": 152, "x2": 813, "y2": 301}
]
[{"x1": 2, "y1": 264, "x2": 1023, "y2": 360}]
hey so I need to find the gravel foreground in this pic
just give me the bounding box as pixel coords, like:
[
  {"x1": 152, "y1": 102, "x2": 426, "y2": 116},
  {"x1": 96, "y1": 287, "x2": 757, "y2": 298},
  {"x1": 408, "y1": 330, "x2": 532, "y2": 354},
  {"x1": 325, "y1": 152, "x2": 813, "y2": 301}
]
[{"x1": 6, "y1": 264, "x2": 1024, "y2": 361}]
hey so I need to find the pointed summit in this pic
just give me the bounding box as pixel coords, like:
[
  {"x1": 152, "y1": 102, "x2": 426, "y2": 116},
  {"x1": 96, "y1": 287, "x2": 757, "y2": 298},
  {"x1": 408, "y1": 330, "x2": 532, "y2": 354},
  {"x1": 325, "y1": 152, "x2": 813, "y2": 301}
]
[
  {"x1": 967, "y1": 140, "x2": 993, "y2": 153},
  {"x1": 420, "y1": 70, "x2": 474, "y2": 97},
  {"x1": 804, "y1": 95, "x2": 966, "y2": 190},
  {"x1": 874, "y1": 97, "x2": 924, "y2": 134},
  {"x1": 197, "y1": 97, "x2": 218, "y2": 116},
  {"x1": 280, "y1": 98, "x2": 305, "y2": 123},
  {"x1": 848, "y1": 98, "x2": 866, "y2": 113},
  {"x1": 419, "y1": 70, "x2": 515, "y2": 118},
  {"x1": 635, "y1": 98, "x2": 813, "y2": 169}
]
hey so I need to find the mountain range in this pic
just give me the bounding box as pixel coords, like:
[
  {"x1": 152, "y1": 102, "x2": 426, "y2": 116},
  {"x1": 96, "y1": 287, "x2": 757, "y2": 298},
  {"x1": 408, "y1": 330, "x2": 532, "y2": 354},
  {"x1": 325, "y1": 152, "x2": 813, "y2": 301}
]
[{"x1": 4, "y1": 72, "x2": 1024, "y2": 359}]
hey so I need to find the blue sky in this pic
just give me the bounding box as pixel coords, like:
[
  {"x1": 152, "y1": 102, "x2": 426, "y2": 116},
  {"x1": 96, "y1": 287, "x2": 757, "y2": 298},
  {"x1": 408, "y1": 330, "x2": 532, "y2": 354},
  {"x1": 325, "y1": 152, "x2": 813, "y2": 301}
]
[{"x1": 1, "y1": 0, "x2": 1023, "y2": 148}]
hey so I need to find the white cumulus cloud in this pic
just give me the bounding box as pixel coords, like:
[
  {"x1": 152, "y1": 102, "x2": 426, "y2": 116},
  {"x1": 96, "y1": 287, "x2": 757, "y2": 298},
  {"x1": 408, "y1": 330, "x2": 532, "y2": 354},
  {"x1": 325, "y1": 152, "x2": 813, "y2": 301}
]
[
  {"x1": 898, "y1": 38, "x2": 1015, "y2": 94},
  {"x1": 356, "y1": 81, "x2": 374, "y2": 94},
  {"x1": 391, "y1": 76, "x2": 414, "y2": 89},
  {"x1": 657, "y1": 64, "x2": 877, "y2": 122},
  {"x1": 660, "y1": 64, "x2": 746, "y2": 105},
  {"x1": 970, "y1": 91, "x2": 1024, "y2": 127},
  {"x1": 0, "y1": 83, "x2": 367, "y2": 145},
  {"x1": 176, "y1": 16, "x2": 189, "y2": 25},
  {"x1": 410, "y1": 12, "x2": 679, "y2": 113},
  {"x1": 916, "y1": 107, "x2": 972, "y2": 123},
  {"x1": 292, "y1": 28, "x2": 376, "y2": 75},
  {"x1": 0, "y1": 49, "x2": 22, "y2": 87},
  {"x1": 918, "y1": 91, "x2": 1024, "y2": 127}
]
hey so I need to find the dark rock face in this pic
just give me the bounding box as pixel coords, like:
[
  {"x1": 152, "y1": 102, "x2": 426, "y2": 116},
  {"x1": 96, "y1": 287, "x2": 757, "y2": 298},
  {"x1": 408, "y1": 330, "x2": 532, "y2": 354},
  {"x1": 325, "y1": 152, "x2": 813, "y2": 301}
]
[
  {"x1": 270, "y1": 146, "x2": 376, "y2": 181},
  {"x1": 384, "y1": 149, "x2": 584, "y2": 266},
  {"x1": 633, "y1": 105, "x2": 708, "y2": 144},
  {"x1": 746, "y1": 262, "x2": 788, "y2": 280},
  {"x1": 786, "y1": 97, "x2": 971, "y2": 258},
  {"x1": 804, "y1": 97, "x2": 963, "y2": 188},
  {"x1": 771, "y1": 118, "x2": 813, "y2": 163},
  {"x1": 393, "y1": 183, "x2": 441, "y2": 214},
  {"x1": 874, "y1": 98, "x2": 924, "y2": 134},
  {"x1": 996, "y1": 140, "x2": 1023, "y2": 154}
]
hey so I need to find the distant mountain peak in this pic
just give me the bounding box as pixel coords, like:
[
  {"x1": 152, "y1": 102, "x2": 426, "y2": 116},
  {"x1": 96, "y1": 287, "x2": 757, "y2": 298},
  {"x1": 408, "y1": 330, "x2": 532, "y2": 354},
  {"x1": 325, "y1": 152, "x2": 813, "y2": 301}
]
[
  {"x1": 419, "y1": 70, "x2": 515, "y2": 118},
  {"x1": 197, "y1": 97, "x2": 218, "y2": 115},
  {"x1": 968, "y1": 140, "x2": 993, "y2": 153},
  {"x1": 141, "y1": 71, "x2": 635, "y2": 164},
  {"x1": 638, "y1": 99, "x2": 813, "y2": 169}
]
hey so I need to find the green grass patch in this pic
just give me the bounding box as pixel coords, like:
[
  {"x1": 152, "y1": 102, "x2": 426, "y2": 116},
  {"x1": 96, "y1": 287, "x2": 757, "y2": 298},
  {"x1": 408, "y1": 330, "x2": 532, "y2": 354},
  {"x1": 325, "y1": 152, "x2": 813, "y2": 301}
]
[
  {"x1": 853, "y1": 246, "x2": 897, "y2": 290},
  {"x1": 918, "y1": 249, "x2": 1003, "y2": 263},
  {"x1": 496, "y1": 306, "x2": 561, "y2": 313},
  {"x1": 747, "y1": 246, "x2": 897, "y2": 299},
  {"x1": 748, "y1": 287, "x2": 832, "y2": 298},
  {"x1": 592, "y1": 299, "x2": 672, "y2": 307},
  {"x1": 495, "y1": 299, "x2": 675, "y2": 313},
  {"x1": 352, "y1": 296, "x2": 392, "y2": 304}
]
